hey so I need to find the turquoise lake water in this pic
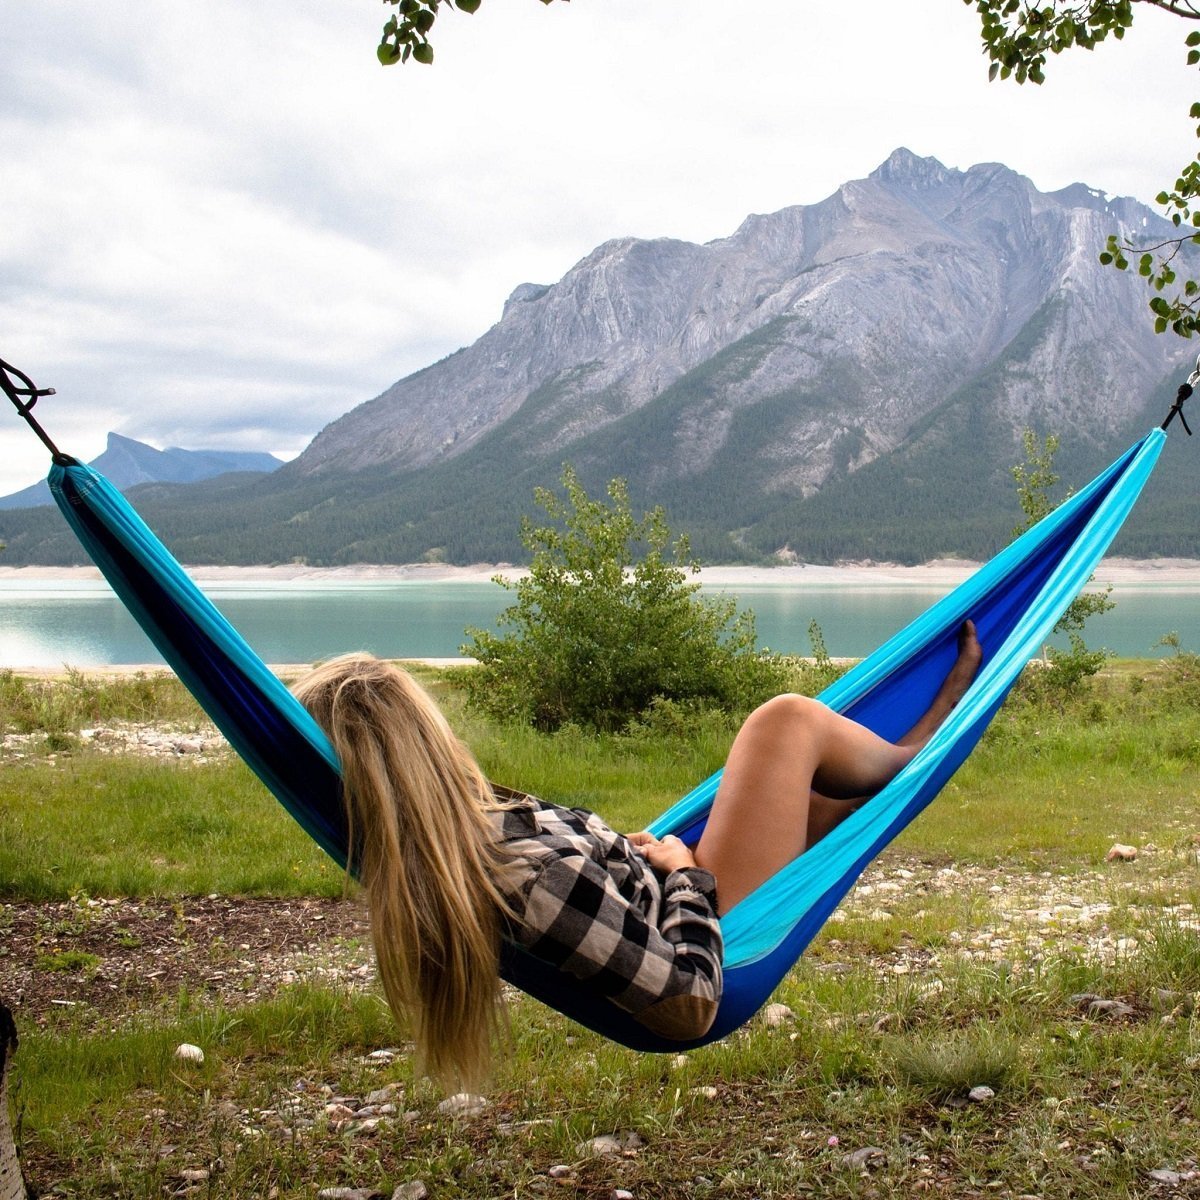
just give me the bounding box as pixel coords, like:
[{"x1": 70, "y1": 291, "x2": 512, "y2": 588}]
[{"x1": 2, "y1": 576, "x2": 1198, "y2": 668}]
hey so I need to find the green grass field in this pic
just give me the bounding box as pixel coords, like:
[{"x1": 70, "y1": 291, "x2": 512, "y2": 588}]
[{"x1": 3, "y1": 662, "x2": 1200, "y2": 1198}]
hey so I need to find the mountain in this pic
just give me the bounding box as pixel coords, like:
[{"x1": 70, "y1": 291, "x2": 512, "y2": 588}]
[
  {"x1": 0, "y1": 433, "x2": 283, "y2": 510},
  {"x1": 1, "y1": 149, "x2": 1196, "y2": 565}
]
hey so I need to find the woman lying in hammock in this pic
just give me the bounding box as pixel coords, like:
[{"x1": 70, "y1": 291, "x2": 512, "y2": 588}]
[{"x1": 292, "y1": 622, "x2": 982, "y2": 1087}]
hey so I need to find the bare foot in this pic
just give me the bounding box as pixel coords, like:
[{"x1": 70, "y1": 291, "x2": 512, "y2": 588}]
[{"x1": 898, "y1": 620, "x2": 983, "y2": 750}]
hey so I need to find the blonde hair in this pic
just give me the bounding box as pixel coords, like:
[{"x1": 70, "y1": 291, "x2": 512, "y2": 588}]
[{"x1": 292, "y1": 654, "x2": 519, "y2": 1088}]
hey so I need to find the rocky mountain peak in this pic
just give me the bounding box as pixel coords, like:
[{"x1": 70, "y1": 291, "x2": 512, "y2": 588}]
[
  {"x1": 868, "y1": 146, "x2": 957, "y2": 190},
  {"x1": 277, "y1": 148, "x2": 1190, "y2": 563}
]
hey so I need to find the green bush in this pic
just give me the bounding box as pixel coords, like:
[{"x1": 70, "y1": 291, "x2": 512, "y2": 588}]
[{"x1": 462, "y1": 466, "x2": 790, "y2": 731}]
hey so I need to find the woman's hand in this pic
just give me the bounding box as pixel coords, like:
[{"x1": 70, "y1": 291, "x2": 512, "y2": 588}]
[{"x1": 628, "y1": 831, "x2": 697, "y2": 874}]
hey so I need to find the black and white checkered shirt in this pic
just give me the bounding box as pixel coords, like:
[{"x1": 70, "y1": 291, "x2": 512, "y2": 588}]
[{"x1": 490, "y1": 796, "x2": 724, "y2": 1041}]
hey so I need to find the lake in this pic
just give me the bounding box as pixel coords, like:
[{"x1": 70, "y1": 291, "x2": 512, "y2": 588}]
[{"x1": 2, "y1": 574, "x2": 1198, "y2": 668}]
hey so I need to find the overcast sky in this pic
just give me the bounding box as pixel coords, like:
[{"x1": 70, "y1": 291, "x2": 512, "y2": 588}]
[{"x1": 1, "y1": 0, "x2": 1195, "y2": 496}]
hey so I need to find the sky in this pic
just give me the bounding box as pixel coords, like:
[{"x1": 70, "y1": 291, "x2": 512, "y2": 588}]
[{"x1": 1, "y1": 0, "x2": 1197, "y2": 496}]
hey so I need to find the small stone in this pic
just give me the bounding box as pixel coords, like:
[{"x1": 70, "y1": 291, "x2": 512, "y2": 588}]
[
  {"x1": 317, "y1": 1189, "x2": 383, "y2": 1200},
  {"x1": 178, "y1": 1168, "x2": 210, "y2": 1183},
  {"x1": 1087, "y1": 998, "x2": 1135, "y2": 1019},
  {"x1": 173, "y1": 1043, "x2": 205, "y2": 1064},
  {"x1": 365, "y1": 1084, "x2": 402, "y2": 1106},
  {"x1": 364, "y1": 1049, "x2": 399, "y2": 1064},
  {"x1": 1149, "y1": 1169, "x2": 1183, "y2": 1185},
  {"x1": 1106, "y1": 843, "x2": 1138, "y2": 862},
  {"x1": 611, "y1": 1191, "x2": 635, "y2": 1200},
  {"x1": 671, "y1": 1054, "x2": 690, "y2": 1069},
  {"x1": 437, "y1": 1092, "x2": 488, "y2": 1118},
  {"x1": 968, "y1": 1086, "x2": 995, "y2": 1103},
  {"x1": 689, "y1": 1086, "x2": 718, "y2": 1099},
  {"x1": 842, "y1": 1146, "x2": 887, "y2": 1169},
  {"x1": 587, "y1": 1135, "x2": 624, "y2": 1157},
  {"x1": 581, "y1": 1131, "x2": 644, "y2": 1157},
  {"x1": 392, "y1": 1183, "x2": 429, "y2": 1200},
  {"x1": 547, "y1": 1165, "x2": 574, "y2": 1179},
  {"x1": 762, "y1": 1003, "x2": 795, "y2": 1027}
]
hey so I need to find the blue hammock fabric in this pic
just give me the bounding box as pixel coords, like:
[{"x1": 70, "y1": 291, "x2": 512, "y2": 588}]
[{"x1": 45, "y1": 429, "x2": 1165, "y2": 1052}]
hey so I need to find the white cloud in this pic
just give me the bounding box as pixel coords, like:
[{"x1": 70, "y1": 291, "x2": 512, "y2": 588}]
[{"x1": 2, "y1": 0, "x2": 1196, "y2": 495}]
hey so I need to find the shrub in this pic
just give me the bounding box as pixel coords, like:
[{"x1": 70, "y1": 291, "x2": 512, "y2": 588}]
[
  {"x1": 462, "y1": 466, "x2": 791, "y2": 731},
  {"x1": 1155, "y1": 631, "x2": 1200, "y2": 709},
  {"x1": 1011, "y1": 431, "x2": 1113, "y2": 702}
]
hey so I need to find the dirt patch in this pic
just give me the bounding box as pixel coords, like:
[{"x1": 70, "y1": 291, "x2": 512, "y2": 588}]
[{"x1": 0, "y1": 895, "x2": 372, "y2": 1027}]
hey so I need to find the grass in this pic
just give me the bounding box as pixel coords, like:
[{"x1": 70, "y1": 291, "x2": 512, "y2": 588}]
[
  {"x1": 5, "y1": 662, "x2": 1200, "y2": 1196},
  {"x1": 0, "y1": 756, "x2": 340, "y2": 898},
  {"x1": 0, "y1": 667, "x2": 202, "y2": 736},
  {"x1": 12, "y1": 950, "x2": 1200, "y2": 1198}
]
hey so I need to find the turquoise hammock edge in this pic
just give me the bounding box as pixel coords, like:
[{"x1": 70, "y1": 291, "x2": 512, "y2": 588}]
[
  {"x1": 653, "y1": 429, "x2": 1165, "y2": 967},
  {"x1": 42, "y1": 428, "x2": 1165, "y2": 1051}
]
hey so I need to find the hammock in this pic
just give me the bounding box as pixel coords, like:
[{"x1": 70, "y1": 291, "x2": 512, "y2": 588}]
[{"x1": 0, "y1": 358, "x2": 1173, "y2": 1051}]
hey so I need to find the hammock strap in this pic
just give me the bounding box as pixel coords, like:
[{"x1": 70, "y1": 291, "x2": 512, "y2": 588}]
[{"x1": 0, "y1": 358, "x2": 74, "y2": 465}]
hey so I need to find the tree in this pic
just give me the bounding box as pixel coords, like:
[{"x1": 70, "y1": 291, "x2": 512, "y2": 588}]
[
  {"x1": 377, "y1": 0, "x2": 1200, "y2": 339},
  {"x1": 968, "y1": 0, "x2": 1200, "y2": 336},
  {"x1": 1012, "y1": 429, "x2": 1113, "y2": 693},
  {"x1": 461, "y1": 465, "x2": 789, "y2": 731}
]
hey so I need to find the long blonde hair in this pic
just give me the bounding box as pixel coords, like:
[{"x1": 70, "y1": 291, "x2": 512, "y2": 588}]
[{"x1": 292, "y1": 653, "x2": 519, "y2": 1088}]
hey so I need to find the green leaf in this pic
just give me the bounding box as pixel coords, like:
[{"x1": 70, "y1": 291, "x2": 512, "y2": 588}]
[
  {"x1": 1188, "y1": 49, "x2": 1199, "y2": 66},
  {"x1": 456, "y1": 0, "x2": 482, "y2": 10},
  {"x1": 376, "y1": 42, "x2": 401, "y2": 65},
  {"x1": 413, "y1": 41, "x2": 434, "y2": 64},
  {"x1": 1155, "y1": 316, "x2": 1169, "y2": 334},
  {"x1": 1099, "y1": 251, "x2": 1114, "y2": 265},
  {"x1": 1188, "y1": 30, "x2": 1200, "y2": 46}
]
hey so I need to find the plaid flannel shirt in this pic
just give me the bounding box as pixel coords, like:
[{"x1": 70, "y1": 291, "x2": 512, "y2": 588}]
[{"x1": 491, "y1": 796, "x2": 724, "y2": 1041}]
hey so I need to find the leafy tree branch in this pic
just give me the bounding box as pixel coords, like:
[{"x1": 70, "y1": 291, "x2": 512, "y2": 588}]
[
  {"x1": 377, "y1": 0, "x2": 562, "y2": 66},
  {"x1": 968, "y1": 0, "x2": 1200, "y2": 335}
]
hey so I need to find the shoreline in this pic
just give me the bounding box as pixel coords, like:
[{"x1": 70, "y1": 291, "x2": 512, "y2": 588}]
[{"x1": 4, "y1": 555, "x2": 1200, "y2": 588}]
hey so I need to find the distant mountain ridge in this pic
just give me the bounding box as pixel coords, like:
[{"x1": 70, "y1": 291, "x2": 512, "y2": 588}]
[
  {"x1": 0, "y1": 433, "x2": 283, "y2": 510},
  {"x1": 0, "y1": 149, "x2": 1196, "y2": 565}
]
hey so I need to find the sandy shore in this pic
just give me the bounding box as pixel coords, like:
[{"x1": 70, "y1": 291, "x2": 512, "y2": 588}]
[{"x1": 3, "y1": 556, "x2": 1200, "y2": 588}]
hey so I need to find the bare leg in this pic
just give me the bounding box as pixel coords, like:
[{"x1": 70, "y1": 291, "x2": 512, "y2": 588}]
[
  {"x1": 695, "y1": 622, "x2": 982, "y2": 914},
  {"x1": 802, "y1": 620, "x2": 984, "y2": 840}
]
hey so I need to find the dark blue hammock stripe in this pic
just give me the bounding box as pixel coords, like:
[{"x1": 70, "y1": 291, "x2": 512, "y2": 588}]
[{"x1": 45, "y1": 430, "x2": 1165, "y2": 1052}]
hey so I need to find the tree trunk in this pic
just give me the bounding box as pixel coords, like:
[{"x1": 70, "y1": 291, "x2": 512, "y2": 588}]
[{"x1": 0, "y1": 1005, "x2": 26, "y2": 1200}]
